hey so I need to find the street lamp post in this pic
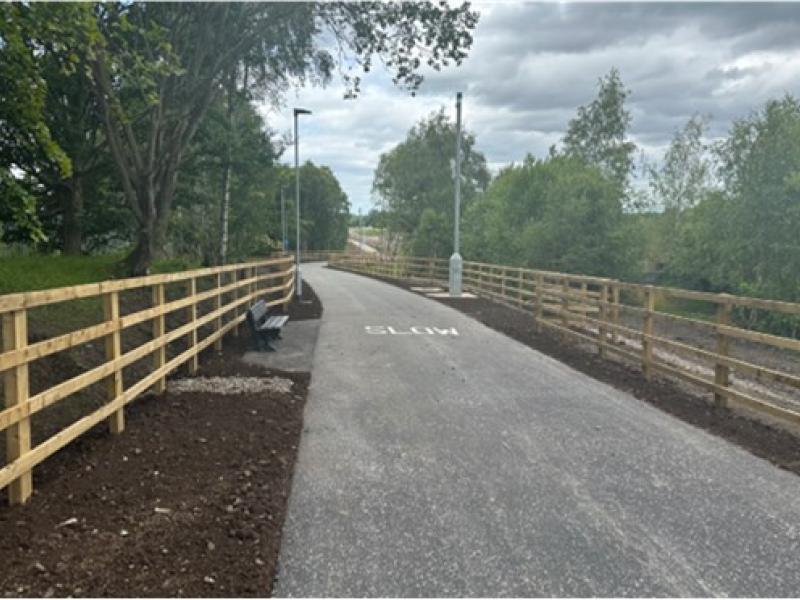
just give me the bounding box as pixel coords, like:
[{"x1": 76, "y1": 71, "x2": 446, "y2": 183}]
[
  {"x1": 449, "y1": 91, "x2": 463, "y2": 296},
  {"x1": 294, "y1": 107, "x2": 311, "y2": 298}
]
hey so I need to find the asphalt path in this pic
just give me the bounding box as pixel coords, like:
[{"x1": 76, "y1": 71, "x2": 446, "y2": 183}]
[{"x1": 274, "y1": 263, "x2": 800, "y2": 597}]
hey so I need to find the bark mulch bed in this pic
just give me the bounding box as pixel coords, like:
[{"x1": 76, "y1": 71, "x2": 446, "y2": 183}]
[
  {"x1": 0, "y1": 284, "x2": 322, "y2": 598},
  {"x1": 336, "y1": 269, "x2": 800, "y2": 478}
]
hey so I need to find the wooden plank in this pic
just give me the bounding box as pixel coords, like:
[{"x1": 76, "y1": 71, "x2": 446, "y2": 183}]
[
  {"x1": 103, "y1": 292, "x2": 124, "y2": 434},
  {"x1": 0, "y1": 320, "x2": 115, "y2": 373},
  {"x1": 717, "y1": 323, "x2": 800, "y2": 353},
  {"x1": 152, "y1": 284, "x2": 166, "y2": 394},
  {"x1": 2, "y1": 309, "x2": 32, "y2": 504}
]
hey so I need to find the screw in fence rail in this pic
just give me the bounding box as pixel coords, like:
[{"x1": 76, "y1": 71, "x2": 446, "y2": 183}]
[
  {"x1": 152, "y1": 283, "x2": 166, "y2": 393},
  {"x1": 599, "y1": 283, "x2": 609, "y2": 357},
  {"x1": 2, "y1": 308, "x2": 33, "y2": 504},
  {"x1": 187, "y1": 278, "x2": 199, "y2": 374},
  {"x1": 714, "y1": 294, "x2": 733, "y2": 408},
  {"x1": 535, "y1": 273, "x2": 544, "y2": 332},
  {"x1": 101, "y1": 291, "x2": 125, "y2": 436},
  {"x1": 214, "y1": 272, "x2": 223, "y2": 353},
  {"x1": 642, "y1": 285, "x2": 655, "y2": 380}
]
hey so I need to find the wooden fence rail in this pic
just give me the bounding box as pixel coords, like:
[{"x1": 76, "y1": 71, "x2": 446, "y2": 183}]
[
  {"x1": 330, "y1": 253, "x2": 800, "y2": 428},
  {"x1": 0, "y1": 256, "x2": 294, "y2": 505}
]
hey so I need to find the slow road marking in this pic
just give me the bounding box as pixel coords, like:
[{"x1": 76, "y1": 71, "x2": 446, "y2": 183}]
[{"x1": 365, "y1": 325, "x2": 459, "y2": 336}]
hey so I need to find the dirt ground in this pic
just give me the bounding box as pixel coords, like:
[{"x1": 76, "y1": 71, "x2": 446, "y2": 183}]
[
  {"x1": 0, "y1": 285, "x2": 322, "y2": 597},
  {"x1": 338, "y1": 269, "x2": 800, "y2": 478}
]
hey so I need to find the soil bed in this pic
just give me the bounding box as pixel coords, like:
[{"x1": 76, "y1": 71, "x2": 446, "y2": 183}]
[
  {"x1": 288, "y1": 279, "x2": 323, "y2": 321},
  {"x1": 334, "y1": 268, "x2": 800, "y2": 477},
  {"x1": 0, "y1": 285, "x2": 322, "y2": 597}
]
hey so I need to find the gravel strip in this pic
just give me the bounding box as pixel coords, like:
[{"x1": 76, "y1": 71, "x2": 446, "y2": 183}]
[{"x1": 168, "y1": 376, "x2": 293, "y2": 395}]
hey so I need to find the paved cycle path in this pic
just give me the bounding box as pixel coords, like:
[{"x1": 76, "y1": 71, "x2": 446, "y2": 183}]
[{"x1": 274, "y1": 263, "x2": 800, "y2": 597}]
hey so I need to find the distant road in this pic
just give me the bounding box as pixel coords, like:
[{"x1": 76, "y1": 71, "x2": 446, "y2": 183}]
[
  {"x1": 347, "y1": 236, "x2": 379, "y2": 253},
  {"x1": 275, "y1": 263, "x2": 800, "y2": 597}
]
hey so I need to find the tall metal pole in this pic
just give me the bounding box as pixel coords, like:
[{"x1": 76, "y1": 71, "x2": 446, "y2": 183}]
[
  {"x1": 449, "y1": 91, "x2": 463, "y2": 296},
  {"x1": 294, "y1": 112, "x2": 302, "y2": 298},
  {"x1": 293, "y1": 108, "x2": 311, "y2": 298}
]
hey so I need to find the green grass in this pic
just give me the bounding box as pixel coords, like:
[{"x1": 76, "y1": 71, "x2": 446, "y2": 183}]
[
  {"x1": 0, "y1": 253, "x2": 127, "y2": 295},
  {"x1": 0, "y1": 253, "x2": 204, "y2": 335},
  {"x1": 0, "y1": 253, "x2": 206, "y2": 295}
]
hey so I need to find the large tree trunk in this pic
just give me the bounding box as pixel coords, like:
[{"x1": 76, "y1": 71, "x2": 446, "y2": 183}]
[
  {"x1": 128, "y1": 223, "x2": 157, "y2": 276},
  {"x1": 61, "y1": 174, "x2": 84, "y2": 255}
]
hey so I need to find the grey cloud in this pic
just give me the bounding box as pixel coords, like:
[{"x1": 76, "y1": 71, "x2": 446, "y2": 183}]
[{"x1": 261, "y1": 2, "x2": 800, "y2": 212}]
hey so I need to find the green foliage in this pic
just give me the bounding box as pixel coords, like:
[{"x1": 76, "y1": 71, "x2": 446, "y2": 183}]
[
  {"x1": 295, "y1": 162, "x2": 350, "y2": 252},
  {"x1": 562, "y1": 68, "x2": 637, "y2": 197},
  {"x1": 462, "y1": 155, "x2": 635, "y2": 278},
  {"x1": 411, "y1": 208, "x2": 450, "y2": 257},
  {"x1": 373, "y1": 110, "x2": 490, "y2": 254},
  {"x1": 0, "y1": 3, "x2": 98, "y2": 241}
]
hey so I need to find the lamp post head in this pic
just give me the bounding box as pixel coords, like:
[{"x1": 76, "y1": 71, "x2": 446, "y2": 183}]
[{"x1": 294, "y1": 108, "x2": 312, "y2": 116}]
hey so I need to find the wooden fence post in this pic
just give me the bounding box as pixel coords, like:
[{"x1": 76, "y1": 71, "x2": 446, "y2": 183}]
[
  {"x1": 232, "y1": 269, "x2": 240, "y2": 337},
  {"x1": 187, "y1": 278, "x2": 199, "y2": 374},
  {"x1": 283, "y1": 260, "x2": 292, "y2": 312},
  {"x1": 214, "y1": 272, "x2": 223, "y2": 353},
  {"x1": 599, "y1": 283, "x2": 609, "y2": 357},
  {"x1": 714, "y1": 295, "x2": 733, "y2": 408},
  {"x1": 152, "y1": 284, "x2": 166, "y2": 393},
  {"x1": 560, "y1": 277, "x2": 570, "y2": 341},
  {"x1": 642, "y1": 285, "x2": 655, "y2": 380},
  {"x1": 102, "y1": 292, "x2": 125, "y2": 434},
  {"x1": 2, "y1": 309, "x2": 32, "y2": 504},
  {"x1": 501, "y1": 267, "x2": 507, "y2": 300},
  {"x1": 517, "y1": 270, "x2": 524, "y2": 307},
  {"x1": 611, "y1": 283, "x2": 620, "y2": 345},
  {"x1": 535, "y1": 273, "x2": 544, "y2": 332}
]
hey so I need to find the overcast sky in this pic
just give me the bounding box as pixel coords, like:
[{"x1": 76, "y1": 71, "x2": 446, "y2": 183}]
[{"x1": 261, "y1": 2, "x2": 800, "y2": 214}]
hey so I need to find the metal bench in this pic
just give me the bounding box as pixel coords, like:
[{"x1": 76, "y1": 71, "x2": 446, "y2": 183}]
[{"x1": 246, "y1": 300, "x2": 289, "y2": 352}]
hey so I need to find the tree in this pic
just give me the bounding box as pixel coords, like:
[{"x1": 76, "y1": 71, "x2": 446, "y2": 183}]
[
  {"x1": 295, "y1": 162, "x2": 350, "y2": 252},
  {"x1": 462, "y1": 155, "x2": 635, "y2": 278},
  {"x1": 714, "y1": 95, "x2": 800, "y2": 302},
  {"x1": 373, "y1": 110, "x2": 490, "y2": 253},
  {"x1": 562, "y1": 68, "x2": 636, "y2": 195},
  {"x1": 646, "y1": 114, "x2": 715, "y2": 270},
  {"x1": 169, "y1": 95, "x2": 281, "y2": 265},
  {"x1": 86, "y1": 2, "x2": 479, "y2": 274},
  {"x1": 0, "y1": 3, "x2": 98, "y2": 245}
]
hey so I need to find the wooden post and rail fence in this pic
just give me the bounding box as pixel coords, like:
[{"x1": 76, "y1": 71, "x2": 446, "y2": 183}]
[
  {"x1": 329, "y1": 253, "x2": 800, "y2": 429},
  {"x1": 0, "y1": 256, "x2": 294, "y2": 505}
]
